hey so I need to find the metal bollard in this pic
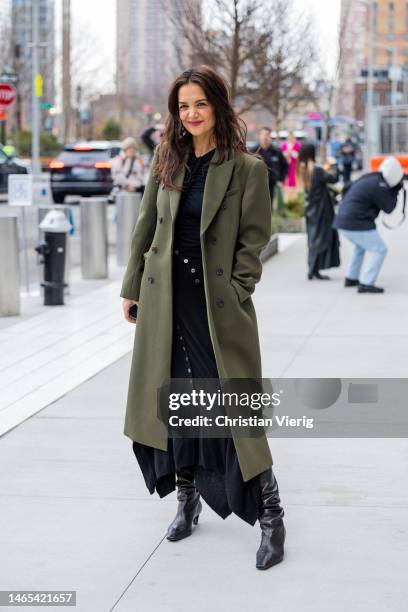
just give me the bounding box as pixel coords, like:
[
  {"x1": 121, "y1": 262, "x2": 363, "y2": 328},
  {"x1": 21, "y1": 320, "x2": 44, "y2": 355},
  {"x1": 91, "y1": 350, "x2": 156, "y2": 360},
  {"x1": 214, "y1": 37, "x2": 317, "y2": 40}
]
[
  {"x1": 80, "y1": 197, "x2": 108, "y2": 279},
  {"x1": 116, "y1": 192, "x2": 141, "y2": 266},
  {"x1": 0, "y1": 215, "x2": 20, "y2": 316}
]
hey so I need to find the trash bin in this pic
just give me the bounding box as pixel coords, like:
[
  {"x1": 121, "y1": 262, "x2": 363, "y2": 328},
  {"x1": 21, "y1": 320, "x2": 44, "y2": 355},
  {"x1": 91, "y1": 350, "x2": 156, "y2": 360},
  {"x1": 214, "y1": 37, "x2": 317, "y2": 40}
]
[
  {"x1": 80, "y1": 197, "x2": 108, "y2": 279},
  {"x1": 0, "y1": 215, "x2": 20, "y2": 316},
  {"x1": 116, "y1": 191, "x2": 141, "y2": 266}
]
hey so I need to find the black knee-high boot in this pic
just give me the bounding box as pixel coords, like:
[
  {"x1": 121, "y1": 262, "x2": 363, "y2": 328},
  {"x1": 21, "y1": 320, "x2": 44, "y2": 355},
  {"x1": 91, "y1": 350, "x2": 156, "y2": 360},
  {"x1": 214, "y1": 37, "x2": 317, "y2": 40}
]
[
  {"x1": 166, "y1": 466, "x2": 202, "y2": 542},
  {"x1": 256, "y1": 468, "x2": 286, "y2": 570}
]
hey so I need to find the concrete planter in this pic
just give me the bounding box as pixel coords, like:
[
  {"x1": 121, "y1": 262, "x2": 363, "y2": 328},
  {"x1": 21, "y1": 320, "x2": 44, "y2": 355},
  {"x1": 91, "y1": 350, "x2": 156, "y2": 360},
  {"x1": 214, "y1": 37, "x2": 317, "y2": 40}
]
[
  {"x1": 273, "y1": 217, "x2": 305, "y2": 233},
  {"x1": 260, "y1": 233, "x2": 279, "y2": 263}
]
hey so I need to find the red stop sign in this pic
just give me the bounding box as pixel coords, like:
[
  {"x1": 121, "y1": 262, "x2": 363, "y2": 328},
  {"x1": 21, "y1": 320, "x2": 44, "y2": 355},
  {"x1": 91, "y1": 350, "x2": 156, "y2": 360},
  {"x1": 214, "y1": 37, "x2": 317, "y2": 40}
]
[{"x1": 0, "y1": 83, "x2": 17, "y2": 106}]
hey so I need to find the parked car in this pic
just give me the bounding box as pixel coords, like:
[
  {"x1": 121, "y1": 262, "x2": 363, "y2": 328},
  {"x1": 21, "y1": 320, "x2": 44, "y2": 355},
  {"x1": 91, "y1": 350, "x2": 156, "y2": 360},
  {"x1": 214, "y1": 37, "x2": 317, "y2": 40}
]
[
  {"x1": 49, "y1": 140, "x2": 122, "y2": 203},
  {"x1": 0, "y1": 145, "x2": 29, "y2": 196}
]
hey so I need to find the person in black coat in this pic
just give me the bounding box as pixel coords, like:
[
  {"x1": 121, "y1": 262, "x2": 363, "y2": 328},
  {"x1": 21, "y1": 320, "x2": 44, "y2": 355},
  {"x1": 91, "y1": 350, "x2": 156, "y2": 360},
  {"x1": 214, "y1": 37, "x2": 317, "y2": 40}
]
[
  {"x1": 297, "y1": 143, "x2": 340, "y2": 280},
  {"x1": 141, "y1": 124, "x2": 165, "y2": 159},
  {"x1": 251, "y1": 127, "x2": 289, "y2": 207},
  {"x1": 333, "y1": 156, "x2": 404, "y2": 293},
  {"x1": 339, "y1": 137, "x2": 355, "y2": 184}
]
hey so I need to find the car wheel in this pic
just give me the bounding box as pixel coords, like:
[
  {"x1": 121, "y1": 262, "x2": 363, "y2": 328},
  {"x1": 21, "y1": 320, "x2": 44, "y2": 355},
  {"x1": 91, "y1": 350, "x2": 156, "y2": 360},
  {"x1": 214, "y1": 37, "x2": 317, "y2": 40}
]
[{"x1": 52, "y1": 193, "x2": 65, "y2": 203}]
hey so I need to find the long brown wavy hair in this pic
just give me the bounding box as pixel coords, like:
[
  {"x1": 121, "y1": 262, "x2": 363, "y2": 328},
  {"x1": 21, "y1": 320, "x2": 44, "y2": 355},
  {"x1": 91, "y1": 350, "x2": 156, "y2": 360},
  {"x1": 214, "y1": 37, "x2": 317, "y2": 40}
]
[
  {"x1": 296, "y1": 143, "x2": 316, "y2": 191},
  {"x1": 153, "y1": 65, "x2": 248, "y2": 191}
]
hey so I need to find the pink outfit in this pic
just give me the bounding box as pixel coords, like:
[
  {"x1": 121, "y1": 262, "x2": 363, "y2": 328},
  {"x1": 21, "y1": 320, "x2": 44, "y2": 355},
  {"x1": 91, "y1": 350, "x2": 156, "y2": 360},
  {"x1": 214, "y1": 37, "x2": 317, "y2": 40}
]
[{"x1": 281, "y1": 140, "x2": 300, "y2": 187}]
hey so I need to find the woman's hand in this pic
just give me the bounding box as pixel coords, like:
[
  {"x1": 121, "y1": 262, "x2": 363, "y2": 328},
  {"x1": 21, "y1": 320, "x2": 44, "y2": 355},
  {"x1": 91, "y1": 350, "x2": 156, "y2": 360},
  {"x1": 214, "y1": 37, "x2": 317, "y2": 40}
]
[{"x1": 122, "y1": 298, "x2": 139, "y2": 324}]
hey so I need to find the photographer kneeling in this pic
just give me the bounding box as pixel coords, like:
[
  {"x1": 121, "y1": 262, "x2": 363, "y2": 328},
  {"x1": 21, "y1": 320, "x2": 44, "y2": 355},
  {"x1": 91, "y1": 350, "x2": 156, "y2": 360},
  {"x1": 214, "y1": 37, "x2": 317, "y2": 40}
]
[{"x1": 333, "y1": 156, "x2": 405, "y2": 293}]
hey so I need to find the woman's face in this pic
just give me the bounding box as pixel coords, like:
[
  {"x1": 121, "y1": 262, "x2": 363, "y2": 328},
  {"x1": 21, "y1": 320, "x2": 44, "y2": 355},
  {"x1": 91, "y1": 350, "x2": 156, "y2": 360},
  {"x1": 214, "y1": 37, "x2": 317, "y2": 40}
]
[
  {"x1": 178, "y1": 83, "x2": 216, "y2": 140},
  {"x1": 125, "y1": 146, "x2": 136, "y2": 157}
]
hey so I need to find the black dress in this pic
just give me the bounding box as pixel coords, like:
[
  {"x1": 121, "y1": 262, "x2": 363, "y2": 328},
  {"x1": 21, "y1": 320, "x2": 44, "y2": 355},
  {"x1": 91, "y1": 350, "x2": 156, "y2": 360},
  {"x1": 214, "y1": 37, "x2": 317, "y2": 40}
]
[
  {"x1": 305, "y1": 166, "x2": 341, "y2": 275},
  {"x1": 132, "y1": 147, "x2": 263, "y2": 526}
]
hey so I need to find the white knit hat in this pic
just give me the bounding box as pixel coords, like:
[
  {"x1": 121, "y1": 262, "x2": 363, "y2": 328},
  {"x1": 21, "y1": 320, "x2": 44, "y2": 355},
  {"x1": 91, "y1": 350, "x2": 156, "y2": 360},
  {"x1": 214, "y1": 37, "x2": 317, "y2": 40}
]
[
  {"x1": 379, "y1": 156, "x2": 404, "y2": 188},
  {"x1": 121, "y1": 137, "x2": 137, "y2": 151}
]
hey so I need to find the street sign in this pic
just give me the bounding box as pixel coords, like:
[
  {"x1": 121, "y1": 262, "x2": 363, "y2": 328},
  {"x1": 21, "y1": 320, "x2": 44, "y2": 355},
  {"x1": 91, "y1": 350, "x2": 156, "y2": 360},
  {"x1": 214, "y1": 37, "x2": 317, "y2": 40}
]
[
  {"x1": 0, "y1": 83, "x2": 16, "y2": 106},
  {"x1": 35, "y1": 73, "x2": 43, "y2": 98},
  {"x1": 389, "y1": 65, "x2": 402, "y2": 81},
  {"x1": 0, "y1": 72, "x2": 18, "y2": 84},
  {"x1": 33, "y1": 173, "x2": 52, "y2": 206},
  {"x1": 40, "y1": 101, "x2": 53, "y2": 110},
  {"x1": 8, "y1": 175, "x2": 33, "y2": 207}
]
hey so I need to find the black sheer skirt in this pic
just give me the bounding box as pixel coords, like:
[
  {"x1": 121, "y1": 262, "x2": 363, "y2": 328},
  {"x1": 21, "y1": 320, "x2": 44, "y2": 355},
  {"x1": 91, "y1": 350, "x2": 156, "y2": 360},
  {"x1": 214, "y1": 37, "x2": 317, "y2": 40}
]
[{"x1": 132, "y1": 250, "x2": 263, "y2": 525}]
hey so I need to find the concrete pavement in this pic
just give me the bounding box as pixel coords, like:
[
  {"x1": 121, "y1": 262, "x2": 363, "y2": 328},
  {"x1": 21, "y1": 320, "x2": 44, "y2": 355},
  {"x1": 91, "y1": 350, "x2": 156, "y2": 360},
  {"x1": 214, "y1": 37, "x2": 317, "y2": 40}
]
[{"x1": 0, "y1": 224, "x2": 407, "y2": 611}]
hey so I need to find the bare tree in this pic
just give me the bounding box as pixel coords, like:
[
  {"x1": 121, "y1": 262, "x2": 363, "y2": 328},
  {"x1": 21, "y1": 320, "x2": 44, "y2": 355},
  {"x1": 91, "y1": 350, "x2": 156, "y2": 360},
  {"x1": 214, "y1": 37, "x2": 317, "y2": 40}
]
[
  {"x1": 164, "y1": 0, "x2": 317, "y2": 125},
  {"x1": 164, "y1": 0, "x2": 275, "y2": 112},
  {"x1": 260, "y1": 0, "x2": 318, "y2": 132},
  {"x1": 317, "y1": 0, "x2": 354, "y2": 159}
]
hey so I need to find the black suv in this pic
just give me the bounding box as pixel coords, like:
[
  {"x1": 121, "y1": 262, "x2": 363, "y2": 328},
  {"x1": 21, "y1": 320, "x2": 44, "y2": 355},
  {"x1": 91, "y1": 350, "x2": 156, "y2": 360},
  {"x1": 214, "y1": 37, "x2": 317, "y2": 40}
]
[
  {"x1": 49, "y1": 140, "x2": 121, "y2": 203},
  {"x1": 0, "y1": 146, "x2": 28, "y2": 196}
]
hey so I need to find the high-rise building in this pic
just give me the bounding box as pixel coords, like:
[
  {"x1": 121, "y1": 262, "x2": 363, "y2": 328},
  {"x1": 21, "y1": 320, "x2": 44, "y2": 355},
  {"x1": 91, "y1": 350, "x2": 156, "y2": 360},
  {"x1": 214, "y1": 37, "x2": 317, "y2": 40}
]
[
  {"x1": 0, "y1": 0, "x2": 9, "y2": 26},
  {"x1": 116, "y1": 0, "x2": 189, "y2": 112},
  {"x1": 336, "y1": 0, "x2": 408, "y2": 120},
  {"x1": 11, "y1": 0, "x2": 55, "y2": 128}
]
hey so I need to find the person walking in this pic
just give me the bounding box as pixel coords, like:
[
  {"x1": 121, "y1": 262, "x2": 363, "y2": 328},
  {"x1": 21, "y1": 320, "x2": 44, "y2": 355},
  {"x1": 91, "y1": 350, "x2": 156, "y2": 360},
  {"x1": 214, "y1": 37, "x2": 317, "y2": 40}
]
[
  {"x1": 251, "y1": 127, "x2": 288, "y2": 208},
  {"x1": 120, "y1": 65, "x2": 286, "y2": 571},
  {"x1": 140, "y1": 124, "x2": 165, "y2": 160},
  {"x1": 339, "y1": 136, "x2": 355, "y2": 184},
  {"x1": 297, "y1": 143, "x2": 340, "y2": 280},
  {"x1": 281, "y1": 131, "x2": 301, "y2": 192},
  {"x1": 333, "y1": 156, "x2": 404, "y2": 293},
  {"x1": 111, "y1": 137, "x2": 145, "y2": 194}
]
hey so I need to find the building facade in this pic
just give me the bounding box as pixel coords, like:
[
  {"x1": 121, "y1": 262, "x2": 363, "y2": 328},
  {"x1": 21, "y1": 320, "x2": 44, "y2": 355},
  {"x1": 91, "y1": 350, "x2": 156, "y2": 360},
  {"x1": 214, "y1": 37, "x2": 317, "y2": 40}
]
[
  {"x1": 116, "y1": 0, "x2": 189, "y2": 112},
  {"x1": 336, "y1": 0, "x2": 408, "y2": 120},
  {"x1": 11, "y1": 0, "x2": 55, "y2": 129}
]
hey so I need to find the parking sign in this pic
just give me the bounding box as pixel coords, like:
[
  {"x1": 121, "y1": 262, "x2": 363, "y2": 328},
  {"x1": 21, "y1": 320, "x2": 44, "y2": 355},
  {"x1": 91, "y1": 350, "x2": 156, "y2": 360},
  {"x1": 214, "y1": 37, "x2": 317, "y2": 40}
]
[{"x1": 8, "y1": 175, "x2": 33, "y2": 207}]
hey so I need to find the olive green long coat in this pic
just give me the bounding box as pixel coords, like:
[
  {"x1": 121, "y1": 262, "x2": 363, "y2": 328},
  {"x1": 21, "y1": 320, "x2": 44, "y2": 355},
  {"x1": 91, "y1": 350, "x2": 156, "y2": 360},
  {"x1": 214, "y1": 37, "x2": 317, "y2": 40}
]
[{"x1": 120, "y1": 146, "x2": 273, "y2": 482}]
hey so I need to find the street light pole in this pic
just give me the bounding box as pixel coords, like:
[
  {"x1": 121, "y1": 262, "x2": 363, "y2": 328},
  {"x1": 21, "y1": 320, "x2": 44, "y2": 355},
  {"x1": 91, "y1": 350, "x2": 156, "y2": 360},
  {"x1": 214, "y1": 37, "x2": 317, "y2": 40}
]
[
  {"x1": 31, "y1": 0, "x2": 40, "y2": 174},
  {"x1": 391, "y1": 46, "x2": 398, "y2": 154},
  {"x1": 365, "y1": 0, "x2": 375, "y2": 165}
]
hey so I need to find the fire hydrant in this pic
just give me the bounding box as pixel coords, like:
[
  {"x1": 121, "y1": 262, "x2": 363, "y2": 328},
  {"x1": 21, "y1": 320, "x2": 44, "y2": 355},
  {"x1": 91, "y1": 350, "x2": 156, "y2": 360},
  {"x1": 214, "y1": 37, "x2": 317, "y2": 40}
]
[{"x1": 35, "y1": 210, "x2": 72, "y2": 306}]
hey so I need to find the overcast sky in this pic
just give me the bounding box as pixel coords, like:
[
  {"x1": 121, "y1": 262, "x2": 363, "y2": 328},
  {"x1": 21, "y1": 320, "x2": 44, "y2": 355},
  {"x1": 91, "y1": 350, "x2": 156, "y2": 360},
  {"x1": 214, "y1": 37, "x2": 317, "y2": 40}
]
[{"x1": 69, "y1": 0, "x2": 341, "y2": 94}]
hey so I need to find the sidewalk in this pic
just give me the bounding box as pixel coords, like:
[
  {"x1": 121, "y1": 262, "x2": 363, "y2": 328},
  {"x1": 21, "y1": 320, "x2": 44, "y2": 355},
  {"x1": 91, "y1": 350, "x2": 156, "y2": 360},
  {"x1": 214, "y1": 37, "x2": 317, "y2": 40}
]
[{"x1": 0, "y1": 226, "x2": 407, "y2": 611}]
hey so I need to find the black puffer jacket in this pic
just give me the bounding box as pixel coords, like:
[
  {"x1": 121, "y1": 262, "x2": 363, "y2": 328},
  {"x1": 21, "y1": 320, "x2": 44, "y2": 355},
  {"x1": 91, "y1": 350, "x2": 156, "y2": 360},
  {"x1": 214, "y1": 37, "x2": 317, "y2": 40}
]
[{"x1": 333, "y1": 172, "x2": 400, "y2": 231}]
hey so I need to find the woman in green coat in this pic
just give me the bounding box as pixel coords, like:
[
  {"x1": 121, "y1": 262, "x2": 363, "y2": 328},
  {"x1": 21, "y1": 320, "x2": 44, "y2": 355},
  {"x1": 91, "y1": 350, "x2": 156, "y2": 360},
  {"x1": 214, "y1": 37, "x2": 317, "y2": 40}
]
[{"x1": 120, "y1": 65, "x2": 285, "y2": 570}]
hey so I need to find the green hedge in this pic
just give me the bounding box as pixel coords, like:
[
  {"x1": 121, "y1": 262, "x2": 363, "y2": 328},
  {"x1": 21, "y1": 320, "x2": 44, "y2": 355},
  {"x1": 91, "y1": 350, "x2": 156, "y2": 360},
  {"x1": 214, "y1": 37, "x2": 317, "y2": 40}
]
[{"x1": 16, "y1": 130, "x2": 62, "y2": 157}]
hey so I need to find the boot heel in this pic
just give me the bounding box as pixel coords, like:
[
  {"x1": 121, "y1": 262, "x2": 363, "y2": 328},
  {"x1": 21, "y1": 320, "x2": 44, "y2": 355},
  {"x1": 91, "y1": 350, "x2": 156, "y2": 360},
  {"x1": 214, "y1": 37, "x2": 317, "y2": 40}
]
[{"x1": 193, "y1": 500, "x2": 202, "y2": 525}]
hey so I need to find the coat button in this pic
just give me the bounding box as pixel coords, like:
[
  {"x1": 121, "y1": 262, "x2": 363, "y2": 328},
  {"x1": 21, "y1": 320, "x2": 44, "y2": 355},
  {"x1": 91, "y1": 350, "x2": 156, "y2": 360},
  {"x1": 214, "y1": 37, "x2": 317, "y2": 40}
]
[
  {"x1": 151, "y1": 246, "x2": 158, "y2": 253},
  {"x1": 216, "y1": 298, "x2": 224, "y2": 308},
  {"x1": 159, "y1": 217, "x2": 163, "y2": 223},
  {"x1": 216, "y1": 267, "x2": 223, "y2": 276},
  {"x1": 220, "y1": 203, "x2": 227, "y2": 210},
  {"x1": 147, "y1": 276, "x2": 154, "y2": 283},
  {"x1": 209, "y1": 235, "x2": 217, "y2": 244}
]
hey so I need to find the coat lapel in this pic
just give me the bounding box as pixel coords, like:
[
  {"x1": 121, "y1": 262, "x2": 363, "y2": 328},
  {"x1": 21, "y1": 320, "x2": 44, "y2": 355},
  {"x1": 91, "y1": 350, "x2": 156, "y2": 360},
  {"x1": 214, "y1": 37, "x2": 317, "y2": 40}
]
[{"x1": 169, "y1": 148, "x2": 236, "y2": 236}]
